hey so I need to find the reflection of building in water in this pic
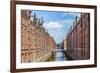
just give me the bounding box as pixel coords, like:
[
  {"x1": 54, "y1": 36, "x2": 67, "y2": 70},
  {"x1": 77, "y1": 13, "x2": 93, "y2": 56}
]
[
  {"x1": 61, "y1": 13, "x2": 90, "y2": 60},
  {"x1": 21, "y1": 10, "x2": 56, "y2": 63}
]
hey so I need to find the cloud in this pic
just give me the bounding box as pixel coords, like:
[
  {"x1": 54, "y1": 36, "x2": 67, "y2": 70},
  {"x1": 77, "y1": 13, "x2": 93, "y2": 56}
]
[
  {"x1": 43, "y1": 19, "x2": 74, "y2": 43},
  {"x1": 43, "y1": 21, "x2": 63, "y2": 29},
  {"x1": 48, "y1": 29, "x2": 64, "y2": 44},
  {"x1": 43, "y1": 15, "x2": 78, "y2": 43},
  {"x1": 43, "y1": 21, "x2": 65, "y2": 43}
]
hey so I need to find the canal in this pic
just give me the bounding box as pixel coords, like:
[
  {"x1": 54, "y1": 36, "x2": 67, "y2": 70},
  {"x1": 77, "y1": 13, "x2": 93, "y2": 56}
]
[
  {"x1": 55, "y1": 51, "x2": 67, "y2": 61},
  {"x1": 46, "y1": 49, "x2": 68, "y2": 62}
]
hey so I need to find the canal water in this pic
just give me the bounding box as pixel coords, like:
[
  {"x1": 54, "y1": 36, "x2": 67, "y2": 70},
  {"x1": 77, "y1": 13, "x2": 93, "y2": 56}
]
[
  {"x1": 46, "y1": 49, "x2": 67, "y2": 61},
  {"x1": 55, "y1": 51, "x2": 67, "y2": 61}
]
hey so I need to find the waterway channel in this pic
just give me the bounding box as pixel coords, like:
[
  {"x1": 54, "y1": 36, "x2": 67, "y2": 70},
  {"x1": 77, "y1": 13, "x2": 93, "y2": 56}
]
[{"x1": 46, "y1": 49, "x2": 68, "y2": 61}]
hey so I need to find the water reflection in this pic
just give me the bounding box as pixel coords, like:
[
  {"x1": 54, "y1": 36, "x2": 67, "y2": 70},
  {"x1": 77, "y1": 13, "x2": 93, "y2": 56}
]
[
  {"x1": 54, "y1": 51, "x2": 67, "y2": 61},
  {"x1": 45, "y1": 49, "x2": 67, "y2": 62}
]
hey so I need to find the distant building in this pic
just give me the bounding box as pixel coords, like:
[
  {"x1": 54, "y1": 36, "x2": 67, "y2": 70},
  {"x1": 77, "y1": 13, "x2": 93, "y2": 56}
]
[
  {"x1": 61, "y1": 39, "x2": 67, "y2": 50},
  {"x1": 64, "y1": 39, "x2": 67, "y2": 50},
  {"x1": 21, "y1": 10, "x2": 56, "y2": 63},
  {"x1": 57, "y1": 44, "x2": 61, "y2": 49}
]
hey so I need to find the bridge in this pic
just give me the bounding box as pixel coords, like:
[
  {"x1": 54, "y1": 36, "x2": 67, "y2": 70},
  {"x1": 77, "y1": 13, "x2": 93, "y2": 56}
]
[
  {"x1": 52, "y1": 49, "x2": 66, "y2": 52},
  {"x1": 51, "y1": 49, "x2": 67, "y2": 60}
]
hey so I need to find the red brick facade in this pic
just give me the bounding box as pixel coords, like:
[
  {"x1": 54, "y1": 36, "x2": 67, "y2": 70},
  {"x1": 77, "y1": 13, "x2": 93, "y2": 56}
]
[
  {"x1": 21, "y1": 10, "x2": 56, "y2": 63},
  {"x1": 65, "y1": 13, "x2": 90, "y2": 60}
]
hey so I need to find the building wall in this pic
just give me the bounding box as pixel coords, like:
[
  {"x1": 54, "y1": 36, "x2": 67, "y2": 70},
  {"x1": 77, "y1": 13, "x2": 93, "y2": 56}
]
[
  {"x1": 61, "y1": 39, "x2": 67, "y2": 50},
  {"x1": 66, "y1": 13, "x2": 90, "y2": 60},
  {"x1": 64, "y1": 39, "x2": 67, "y2": 50},
  {"x1": 21, "y1": 10, "x2": 56, "y2": 63}
]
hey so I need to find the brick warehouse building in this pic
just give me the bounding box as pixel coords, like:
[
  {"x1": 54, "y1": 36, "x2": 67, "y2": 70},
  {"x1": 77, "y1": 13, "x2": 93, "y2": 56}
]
[
  {"x1": 21, "y1": 10, "x2": 56, "y2": 63},
  {"x1": 61, "y1": 39, "x2": 67, "y2": 50},
  {"x1": 62, "y1": 13, "x2": 90, "y2": 60}
]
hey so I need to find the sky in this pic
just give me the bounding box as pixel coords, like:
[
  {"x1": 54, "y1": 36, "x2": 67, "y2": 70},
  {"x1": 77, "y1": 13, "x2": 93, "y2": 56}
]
[{"x1": 31, "y1": 10, "x2": 80, "y2": 44}]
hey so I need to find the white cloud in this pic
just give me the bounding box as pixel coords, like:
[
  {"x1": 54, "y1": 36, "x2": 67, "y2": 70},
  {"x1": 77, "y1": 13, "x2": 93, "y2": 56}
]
[
  {"x1": 43, "y1": 21, "x2": 63, "y2": 29},
  {"x1": 43, "y1": 19, "x2": 75, "y2": 43}
]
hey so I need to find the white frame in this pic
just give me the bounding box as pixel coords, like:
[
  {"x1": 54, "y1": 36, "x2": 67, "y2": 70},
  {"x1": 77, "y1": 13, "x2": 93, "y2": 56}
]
[{"x1": 16, "y1": 4, "x2": 95, "y2": 69}]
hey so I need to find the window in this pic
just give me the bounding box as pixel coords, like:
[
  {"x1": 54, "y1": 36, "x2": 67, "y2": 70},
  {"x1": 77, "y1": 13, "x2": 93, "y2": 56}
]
[
  {"x1": 29, "y1": 52, "x2": 30, "y2": 55},
  {"x1": 28, "y1": 37, "x2": 30, "y2": 40},
  {"x1": 22, "y1": 53, "x2": 24, "y2": 56}
]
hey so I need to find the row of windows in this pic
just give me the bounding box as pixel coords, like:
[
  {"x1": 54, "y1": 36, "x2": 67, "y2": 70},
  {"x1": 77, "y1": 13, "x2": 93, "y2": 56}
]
[
  {"x1": 21, "y1": 15, "x2": 56, "y2": 62},
  {"x1": 22, "y1": 51, "x2": 33, "y2": 56}
]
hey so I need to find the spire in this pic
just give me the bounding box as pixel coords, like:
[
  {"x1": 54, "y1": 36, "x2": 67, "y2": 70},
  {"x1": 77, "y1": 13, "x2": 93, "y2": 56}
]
[
  {"x1": 40, "y1": 17, "x2": 44, "y2": 26},
  {"x1": 28, "y1": 10, "x2": 32, "y2": 19},
  {"x1": 37, "y1": 19, "x2": 40, "y2": 25},
  {"x1": 34, "y1": 13, "x2": 37, "y2": 21},
  {"x1": 37, "y1": 17, "x2": 44, "y2": 26},
  {"x1": 75, "y1": 16, "x2": 78, "y2": 24},
  {"x1": 33, "y1": 13, "x2": 37, "y2": 24}
]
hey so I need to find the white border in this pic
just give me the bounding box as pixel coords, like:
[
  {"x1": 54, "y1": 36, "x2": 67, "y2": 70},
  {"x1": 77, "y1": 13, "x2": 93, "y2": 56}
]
[{"x1": 16, "y1": 5, "x2": 94, "y2": 69}]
